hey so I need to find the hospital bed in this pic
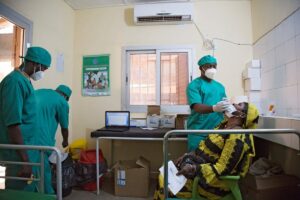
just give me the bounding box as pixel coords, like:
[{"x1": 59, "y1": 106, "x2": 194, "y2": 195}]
[
  {"x1": 0, "y1": 144, "x2": 62, "y2": 200},
  {"x1": 163, "y1": 129, "x2": 300, "y2": 200}
]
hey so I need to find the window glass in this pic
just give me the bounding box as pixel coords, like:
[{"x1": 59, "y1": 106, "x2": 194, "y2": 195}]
[
  {"x1": 129, "y1": 53, "x2": 157, "y2": 105},
  {"x1": 124, "y1": 47, "x2": 192, "y2": 113},
  {"x1": 161, "y1": 52, "x2": 188, "y2": 105}
]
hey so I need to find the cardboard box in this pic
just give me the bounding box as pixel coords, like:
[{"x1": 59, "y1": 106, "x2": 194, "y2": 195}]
[
  {"x1": 246, "y1": 59, "x2": 260, "y2": 68},
  {"x1": 114, "y1": 157, "x2": 150, "y2": 197},
  {"x1": 240, "y1": 174, "x2": 300, "y2": 200},
  {"x1": 245, "y1": 91, "x2": 261, "y2": 102},
  {"x1": 147, "y1": 105, "x2": 160, "y2": 115},
  {"x1": 175, "y1": 114, "x2": 189, "y2": 129},
  {"x1": 244, "y1": 78, "x2": 261, "y2": 91},
  {"x1": 146, "y1": 115, "x2": 160, "y2": 128},
  {"x1": 242, "y1": 68, "x2": 260, "y2": 79},
  {"x1": 160, "y1": 115, "x2": 176, "y2": 128}
]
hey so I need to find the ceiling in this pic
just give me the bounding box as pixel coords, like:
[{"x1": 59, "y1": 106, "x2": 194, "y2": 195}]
[{"x1": 64, "y1": 0, "x2": 248, "y2": 10}]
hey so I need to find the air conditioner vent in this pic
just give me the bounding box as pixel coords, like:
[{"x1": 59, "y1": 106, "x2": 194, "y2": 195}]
[
  {"x1": 134, "y1": 3, "x2": 194, "y2": 25},
  {"x1": 137, "y1": 15, "x2": 191, "y2": 23}
]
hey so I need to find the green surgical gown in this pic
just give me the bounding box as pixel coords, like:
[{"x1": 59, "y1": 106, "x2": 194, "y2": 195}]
[
  {"x1": 35, "y1": 89, "x2": 69, "y2": 194},
  {"x1": 186, "y1": 77, "x2": 226, "y2": 151},
  {"x1": 0, "y1": 70, "x2": 39, "y2": 191}
]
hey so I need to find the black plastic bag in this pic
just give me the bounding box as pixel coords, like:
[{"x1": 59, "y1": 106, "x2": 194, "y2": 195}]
[{"x1": 51, "y1": 154, "x2": 75, "y2": 197}]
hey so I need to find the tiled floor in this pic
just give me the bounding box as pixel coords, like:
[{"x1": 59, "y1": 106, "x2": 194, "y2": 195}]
[
  {"x1": 0, "y1": 173, "x2": 157, "y2": 199},
  {"x1": 64, "y1": 177, "x2": 156, "y2": 200}
]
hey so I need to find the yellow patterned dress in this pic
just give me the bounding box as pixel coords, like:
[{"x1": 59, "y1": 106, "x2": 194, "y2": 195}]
[{"x1": 154, "y1": 132, "x2": 255, "y2": 200}]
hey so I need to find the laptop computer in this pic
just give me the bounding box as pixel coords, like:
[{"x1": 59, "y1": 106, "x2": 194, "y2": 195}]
[{"x1": 100, "y1": 111, "x2": 130, "y2": 132}]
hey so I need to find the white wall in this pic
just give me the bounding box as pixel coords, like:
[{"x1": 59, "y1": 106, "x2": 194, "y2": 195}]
[
  {"x1": 251, "y1": 1, "x2": 300, "y2": 177},
  {"x1": 253, "y1": 9, "x2": 300, "y2": 117},
  {"x1": 251, "y1": 0, "x2": 300, "y2": 42},
  {"x1": 1, "y1": 0, "x2": 75, "y2": 147}
]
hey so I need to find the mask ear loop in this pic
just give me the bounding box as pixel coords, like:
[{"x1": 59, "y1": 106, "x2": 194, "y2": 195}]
[
  {"x1": 38, "y1": 64, "x2": 41, "y2": 72},
  {"x1": 32, "y1": 63, "x2": 38, "y2": 75},
  {"x1": 200, "y1": 66, "x2": 205, "y2": 74}
]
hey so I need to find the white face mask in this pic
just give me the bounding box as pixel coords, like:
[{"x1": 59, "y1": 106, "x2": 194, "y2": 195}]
[
  {"x1": 30, "y1": 66, "x2": 45, "y2": 81},
  {"x1": 205, "y1": 68, "x2": 217, "y2": 79}
]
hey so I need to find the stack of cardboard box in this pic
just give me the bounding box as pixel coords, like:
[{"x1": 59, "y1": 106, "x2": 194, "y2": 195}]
[{"x1": 243, "y1": 60, "x2": 262, "y2": 113}]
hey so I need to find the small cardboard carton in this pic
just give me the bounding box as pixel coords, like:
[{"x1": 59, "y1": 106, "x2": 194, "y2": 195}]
[
  {"x1": 244, "y1": 78, "x2": 261, "y2": 91},
  {"x1": 246, "y1": 59, "x2": 260, "y2": 68},
  {"x1": 160, "y1": 115, "x2": 176, "y2": 128},
  {"x1": 146, "y1": 115, "x2": 160, "y2": 128},
  {"x1": 147, "y1": 105, "x2": 160, "y2": 115},
  {"x1": 113, "y1": 157, "x2": 150, "y2": 197},
  {"x1": 175, "y1": 114, "x2": 189, "y2": 129},
  {"x1": 242, "y1": 67, "x2": 261, "y2": 79}
]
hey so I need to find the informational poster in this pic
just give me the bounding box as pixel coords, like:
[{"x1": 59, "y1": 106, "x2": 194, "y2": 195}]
[{"x1": 82, "y1": 55, "x2": 110, "y2": 96}]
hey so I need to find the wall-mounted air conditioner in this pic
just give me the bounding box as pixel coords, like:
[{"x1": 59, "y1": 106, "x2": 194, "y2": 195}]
[{"x1": 134, "y1": 2, "x2": 194, "y2": 25}]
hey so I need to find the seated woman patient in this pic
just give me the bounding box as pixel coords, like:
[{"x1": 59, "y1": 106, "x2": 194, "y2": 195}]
[{"x1": 154, "y1": 102, "x2": 259, "y2": 200}]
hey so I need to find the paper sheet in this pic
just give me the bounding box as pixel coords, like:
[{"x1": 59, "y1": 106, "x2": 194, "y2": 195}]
[
  {"x1": 141, "y1": 127, "x2": 157, "y2": 130},
  {"x1": 159, "y1": 161, "x2": 187, "y2": 195},
  {"x1": 56, "y1": 53, "x2": 64, "y2": 72}
]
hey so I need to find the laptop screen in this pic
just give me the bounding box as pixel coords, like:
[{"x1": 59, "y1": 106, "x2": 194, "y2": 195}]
[{"x1": 105, "y1": 111, "x2": 130, "y2": 127}]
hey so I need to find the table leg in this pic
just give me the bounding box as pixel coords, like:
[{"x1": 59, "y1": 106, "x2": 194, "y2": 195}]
[{"x1": 96, "y1": 138, "x2": 100, "y2": 195}]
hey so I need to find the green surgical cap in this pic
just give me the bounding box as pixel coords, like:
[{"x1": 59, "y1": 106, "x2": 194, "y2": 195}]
[
  {"x1": 197, "y1": 55, "x2": 217, "y2": 67},
  {"x1": 23, "y1": 47, "x2": 51, "y2": 68},
  {"x1": 56, "y1": 85, "x2": 72, "y2": 100}
]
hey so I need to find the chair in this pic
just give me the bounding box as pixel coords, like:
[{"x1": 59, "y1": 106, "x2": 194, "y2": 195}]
[{"x1": 167, "y1": 175, "x2": 242, "y2": 200}]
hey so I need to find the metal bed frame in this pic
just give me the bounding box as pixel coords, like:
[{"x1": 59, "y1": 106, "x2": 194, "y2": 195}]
[
  {"x1": 0, "y1": 144, "x2": 62, "y2": 200},
  {"x1": 163, "y1": 129, "x2": 300, "y2": 199}
]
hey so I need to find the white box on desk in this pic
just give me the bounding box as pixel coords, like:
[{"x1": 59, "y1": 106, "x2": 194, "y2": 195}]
[
  {"x1": 245, "y1": 78, "x2": 261, "y2": 91},
  {"x1": 146, "y1": 115, "x2": 160, "y2": 128},
  {"x1": 246, "y1": 60, "x2": 260, "y2": 68},
  {"x1": 242, "y1": 68, "x2": 260, "y2": 80},
  {"x1": 160, "y1": 115, "x2": 176, "y2": 128}
]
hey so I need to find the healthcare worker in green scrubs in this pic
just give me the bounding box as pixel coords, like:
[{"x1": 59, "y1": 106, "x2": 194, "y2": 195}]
[
  {"x1": 186, "y1": 55, "x2": 228, "y2": 151},
  {"x1": 35, "y1": 84, "x2": 72, "y2": 194},
  {"x1": 0, "y1": 46, "x2": 51, "y2": 191}
]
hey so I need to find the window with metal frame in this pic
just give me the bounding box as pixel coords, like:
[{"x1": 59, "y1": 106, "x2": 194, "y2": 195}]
[{"x1": 122, "y1": 47, "x2": 193, "y2": 113}]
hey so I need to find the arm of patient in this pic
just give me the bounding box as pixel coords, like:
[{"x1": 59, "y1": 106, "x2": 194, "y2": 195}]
[{"x1": 177, "y1": 134, "x2": 247, "y2": 181}]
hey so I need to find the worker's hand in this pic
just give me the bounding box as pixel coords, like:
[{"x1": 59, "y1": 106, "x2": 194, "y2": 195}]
[
  {"x1": 62, "y1": 140, "x2": 68, "y2": 148},
  {"x1": 213, "y1": 100, "x2": 230, "y2": 112},
  {"x1": 177, "y1": 163, "x2": 197, "y2": 179},
  {"x1": 18, "y1": 165, "x2": 32, "y2": 178}
]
